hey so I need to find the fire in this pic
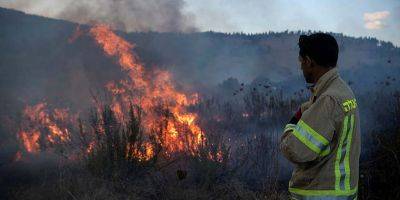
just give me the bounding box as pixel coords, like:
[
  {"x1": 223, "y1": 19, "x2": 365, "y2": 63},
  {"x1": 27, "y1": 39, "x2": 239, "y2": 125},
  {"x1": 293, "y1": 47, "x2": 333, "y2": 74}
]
[
  {"x1": 131, "y1": 142, "x2": 154, "y2": 161},
  {"x1": 89, "y1": 25, "x2": 148, "y2": 90},
  {"x1": 86, "y1": 141, "x2": 96, "y2": 154},
  {"x1": 208, "y1": 150, "x2": 224, "y2": 163},
  {"x1": 89, "y1": 24, "x2": 204, "y2": 156},
  {"x1": 17, "y1": 103, "x2": 72, "y2": 155},
  {"x1": 16, "y1": 24, "x2": 206, "y2": 161},
  {"x1": 19, "y1": 130, "x2": 40, "y2": 153}
]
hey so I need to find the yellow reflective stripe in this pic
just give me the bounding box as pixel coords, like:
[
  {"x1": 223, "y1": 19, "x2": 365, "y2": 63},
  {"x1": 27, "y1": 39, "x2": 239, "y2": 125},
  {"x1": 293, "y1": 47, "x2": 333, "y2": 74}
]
[
  {"x1": 298, "y1": 120, "x2": 329, "y2": 145},
  {"x1": 344, "y1": 115, "x2": 355, "y2": 190},
  {"x1": 291, "y1": 120, "x2": 330, "y2": 156},
  {"x1": 335, "y1": 114, "x2": 355, "y2": 191},
  {"x1": 284, "y1": 124, "x2": 296, "y2": 133},
  {"x1": 320, "y1": 147, "x2": 330, "y2": 157},
  {"x1": 335, "y1": 115, "x2": 348, "y2": 190},
  {"x1": 289, "y1": 187, "x2": 358, "y2": 196}
]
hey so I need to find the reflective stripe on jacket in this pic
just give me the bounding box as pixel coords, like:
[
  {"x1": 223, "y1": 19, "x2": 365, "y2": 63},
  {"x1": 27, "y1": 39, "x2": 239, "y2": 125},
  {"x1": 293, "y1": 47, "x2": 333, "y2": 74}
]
[{"x1": 280, "y1": 68, "x2": 361, "y2": 200}]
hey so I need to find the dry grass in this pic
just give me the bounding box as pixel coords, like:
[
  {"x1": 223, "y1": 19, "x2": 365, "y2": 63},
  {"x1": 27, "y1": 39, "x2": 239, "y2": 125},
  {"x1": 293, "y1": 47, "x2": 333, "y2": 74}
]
[{"x1": 4, "y1": 89, "x2": 400, "y2": 200}]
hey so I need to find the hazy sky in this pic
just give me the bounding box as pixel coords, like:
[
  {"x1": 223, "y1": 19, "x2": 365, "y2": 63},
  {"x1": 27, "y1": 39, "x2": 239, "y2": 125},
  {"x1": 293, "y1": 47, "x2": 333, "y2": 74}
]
[
  {"x1": 1, "y1": 0, "x2": 399, "y2": 46},
  {"x1": 183, "y1": 0, "x2": 400, "y2": 46}
]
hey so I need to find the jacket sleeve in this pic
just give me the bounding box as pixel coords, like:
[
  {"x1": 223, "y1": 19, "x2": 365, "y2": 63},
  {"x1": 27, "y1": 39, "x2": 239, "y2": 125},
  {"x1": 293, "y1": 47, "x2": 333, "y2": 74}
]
[
  {"x1": 280, "y1": 95, "x2": 337, "y2": 163},
  {"x1": 300, "y1": 99, "x2": 313, "y2": 113}
]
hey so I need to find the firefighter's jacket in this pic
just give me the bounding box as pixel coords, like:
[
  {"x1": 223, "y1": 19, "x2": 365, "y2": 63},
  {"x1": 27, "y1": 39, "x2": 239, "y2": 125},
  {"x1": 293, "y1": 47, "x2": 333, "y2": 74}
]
[{"x1": 280, "y1": 68, "x2": 360, "y2": 200}]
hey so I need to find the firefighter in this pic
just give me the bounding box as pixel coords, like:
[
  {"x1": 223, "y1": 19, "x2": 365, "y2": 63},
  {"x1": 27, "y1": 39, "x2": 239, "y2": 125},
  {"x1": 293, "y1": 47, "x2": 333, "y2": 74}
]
[{"x1": 280, "y1": 33, "x2": 360, "y2": 200}]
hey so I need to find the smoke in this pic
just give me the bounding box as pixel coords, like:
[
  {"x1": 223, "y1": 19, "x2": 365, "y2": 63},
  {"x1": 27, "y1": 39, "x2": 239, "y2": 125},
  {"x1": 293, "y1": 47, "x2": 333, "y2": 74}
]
[{"x1": 0, "y1": 0, "x2": 197, "y2": 32}]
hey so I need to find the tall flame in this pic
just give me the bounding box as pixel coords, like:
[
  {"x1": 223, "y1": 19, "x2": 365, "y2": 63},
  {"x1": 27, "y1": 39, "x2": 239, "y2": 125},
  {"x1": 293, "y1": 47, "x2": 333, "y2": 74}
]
[
  {"x1": 89, "y1": 25, "x2": 204, "y2": 155},
  {"x1": 16, "y1": 25, "x2": 206, "y2": 160}
]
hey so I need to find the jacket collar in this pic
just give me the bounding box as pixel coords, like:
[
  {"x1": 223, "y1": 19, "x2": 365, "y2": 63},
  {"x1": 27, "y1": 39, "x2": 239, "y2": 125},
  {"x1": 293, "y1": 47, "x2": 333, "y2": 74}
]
[{"x1": 310, "y1": 67, "x2": 339, "y2": 97}]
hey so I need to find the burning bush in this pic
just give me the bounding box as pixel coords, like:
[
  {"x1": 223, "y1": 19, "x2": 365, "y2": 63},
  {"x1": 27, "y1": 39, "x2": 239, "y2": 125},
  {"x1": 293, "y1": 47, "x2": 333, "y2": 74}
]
[{"x1": 83, "y1": 105, "x2": 161, "y2": 179}]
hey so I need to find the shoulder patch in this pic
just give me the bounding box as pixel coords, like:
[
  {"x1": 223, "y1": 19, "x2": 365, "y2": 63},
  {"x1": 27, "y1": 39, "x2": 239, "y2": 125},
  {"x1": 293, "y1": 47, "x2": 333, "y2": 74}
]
[{"x1": 342, "y1": 98, "x2": 357, "y2": 112}]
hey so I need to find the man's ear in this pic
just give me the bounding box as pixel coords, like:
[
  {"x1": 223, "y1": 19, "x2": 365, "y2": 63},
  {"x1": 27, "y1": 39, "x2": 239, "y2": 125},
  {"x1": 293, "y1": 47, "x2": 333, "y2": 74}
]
[{"x1": 305, "y1": 56, "x2": 314, "y2": 68}]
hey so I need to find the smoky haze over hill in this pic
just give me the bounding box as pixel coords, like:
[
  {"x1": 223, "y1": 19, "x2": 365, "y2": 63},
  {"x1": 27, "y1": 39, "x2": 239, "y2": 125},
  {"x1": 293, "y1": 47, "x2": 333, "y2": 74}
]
[
  {"x1": 0, "y1": 6, "x2": 399, "y2": 118},
  {"x1": 0, "y1": 0, "x2": 197, "y2": 32}
]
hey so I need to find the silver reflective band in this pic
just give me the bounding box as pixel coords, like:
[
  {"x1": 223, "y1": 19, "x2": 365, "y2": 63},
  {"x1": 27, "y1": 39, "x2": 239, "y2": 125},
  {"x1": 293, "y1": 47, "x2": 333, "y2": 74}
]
[{"x1": 295, "y1": 125, "x2": 328, "y2": 152}]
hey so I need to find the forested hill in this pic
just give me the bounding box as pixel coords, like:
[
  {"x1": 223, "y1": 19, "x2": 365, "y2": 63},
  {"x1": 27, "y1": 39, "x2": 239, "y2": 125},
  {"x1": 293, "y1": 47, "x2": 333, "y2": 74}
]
[{"x1": 0, "y1": 6, "x2": 399, "y2": 114}]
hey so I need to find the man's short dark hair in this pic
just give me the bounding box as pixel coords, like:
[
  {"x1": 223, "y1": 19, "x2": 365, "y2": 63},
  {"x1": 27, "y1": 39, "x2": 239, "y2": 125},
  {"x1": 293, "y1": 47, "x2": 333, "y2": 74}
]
[{"x1": 298, "y1": 33, "x2": 339, "y2": 68}]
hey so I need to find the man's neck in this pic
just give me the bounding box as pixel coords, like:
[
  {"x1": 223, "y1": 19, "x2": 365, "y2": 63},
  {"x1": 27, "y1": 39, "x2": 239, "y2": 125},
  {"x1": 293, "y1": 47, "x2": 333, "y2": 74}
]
[{"x1": 313, "y1": 67, "x2": 333, "y2": 84}]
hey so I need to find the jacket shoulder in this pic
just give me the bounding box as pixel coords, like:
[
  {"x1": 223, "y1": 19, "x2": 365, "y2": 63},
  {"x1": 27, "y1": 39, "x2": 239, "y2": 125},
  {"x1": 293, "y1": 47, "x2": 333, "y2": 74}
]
[
  {"x1": 323, "y1": 77, "x2": 355, "y2": 100},
  {"x1": 321, "y1": 77, "x2": 357, "y2": 113}
]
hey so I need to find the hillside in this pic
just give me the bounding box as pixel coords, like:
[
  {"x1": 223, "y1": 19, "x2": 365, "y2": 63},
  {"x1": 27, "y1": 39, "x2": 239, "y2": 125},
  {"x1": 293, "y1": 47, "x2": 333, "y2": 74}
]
[{"x1": 0, "y1": 6, "x2": 399, "y2": 115}]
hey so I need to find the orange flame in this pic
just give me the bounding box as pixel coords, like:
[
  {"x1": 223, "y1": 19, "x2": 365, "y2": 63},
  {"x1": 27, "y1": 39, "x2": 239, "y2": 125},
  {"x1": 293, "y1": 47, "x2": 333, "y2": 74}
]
[
  {"x1": 19, "y1": 130, "x2": 40, "y2": 153},
  {"x1": 130, "y1": 142, "x2": 154, "y2": 161},
  {"x1": 89, "y1": 25, "x2": 204, "y2": 157},
  {"x1": 17, "y1": 25, "x2": 205, "y2": 161},
  {"x1": 86, "y1": 141, "x2": 96, "y2": 154},
  {"x1": 17, "y1": 103, "x2": 72, "y2": 156}
]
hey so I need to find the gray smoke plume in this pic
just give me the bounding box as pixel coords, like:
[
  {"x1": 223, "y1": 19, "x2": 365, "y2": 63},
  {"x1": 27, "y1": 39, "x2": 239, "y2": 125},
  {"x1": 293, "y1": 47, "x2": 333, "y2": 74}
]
[{"x1": 0, "y1": 0, "x2": 197, "y2": 32}]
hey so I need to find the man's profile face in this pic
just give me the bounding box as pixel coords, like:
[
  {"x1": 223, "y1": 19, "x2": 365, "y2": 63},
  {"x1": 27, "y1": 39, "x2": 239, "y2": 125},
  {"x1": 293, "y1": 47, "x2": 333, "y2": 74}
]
[{"x1": 299, "y1": 55, "x2": 314, "y2": 83}]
